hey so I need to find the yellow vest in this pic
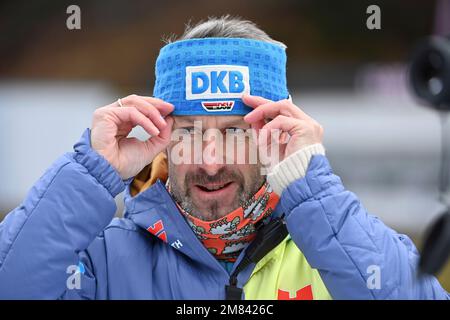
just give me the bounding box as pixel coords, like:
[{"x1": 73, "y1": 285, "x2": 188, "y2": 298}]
[{"x1": 244, "y1": 236, "x2": 332, "y2": 300}]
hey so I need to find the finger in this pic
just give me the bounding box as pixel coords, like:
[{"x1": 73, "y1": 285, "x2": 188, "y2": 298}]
[
  {"x1": 256, "y1": 116, "x2": 298, "y2": 147},
  {"x1": 155, "y1": 115, "x2": 173, "y2": 142},
  {"x1": 262, "y1": 115, "x2": 305, "y2": 135},
  {"x1": 241, "y1": 94, "x2": 272, "y2": 108},
  {"x1": 140, "y1": 96, "x2": 175, "y2": 116},
  {"x1": 121, "y1": 95, "x2": 168, "y2": 131},
  {"x1": 145, "y1": 116, "x2": 174, "y2": 155},
  {"x1": 244, "y1": 99, "x2": 306, "y2": 123},
  {"x1": 250, "y1": 119, "x2": 265, "y2": 131},
  {"x1": 243, "y1": 93, "x2": 312, "y2": 122},
  {"x1": 280, "y1": 131, "x2": 290, "y2": 144},
  {"x1": 114, "y1": 106, "x2": 160, "y2": 136}
]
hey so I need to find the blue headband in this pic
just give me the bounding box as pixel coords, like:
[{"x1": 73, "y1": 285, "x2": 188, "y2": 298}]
[{"x1": 153, "y1": 37, "x2": 288, "y2": 115}]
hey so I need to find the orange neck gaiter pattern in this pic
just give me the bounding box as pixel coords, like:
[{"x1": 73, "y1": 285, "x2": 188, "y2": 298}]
[{"x1": 169, "y1": 182, "x2": 280, "y2": 262}]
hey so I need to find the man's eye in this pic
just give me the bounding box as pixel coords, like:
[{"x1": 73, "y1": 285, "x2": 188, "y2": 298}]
[
  {"x1": 181, "y1": 127, "x2": 198, "y2": 134},
  {"x1": 225, "y1": 127, "x2": 245, "y2": 134}
]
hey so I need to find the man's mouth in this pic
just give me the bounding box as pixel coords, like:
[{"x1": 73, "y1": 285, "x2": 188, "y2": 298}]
[
  {"x1": 195, "y1": 182, "x2": 233, "y2": 192},
  {"x1": 189, "y1": 180, "x2": 241, "y2": 212}
]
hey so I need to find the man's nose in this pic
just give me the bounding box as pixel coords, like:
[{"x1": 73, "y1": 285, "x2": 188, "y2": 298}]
[
  {"x1": 200, "y1": 133, "x2": 225, "y2": 176},
  {"x1": 200, "y1": 162, "x2": 225, "y2": 176}
]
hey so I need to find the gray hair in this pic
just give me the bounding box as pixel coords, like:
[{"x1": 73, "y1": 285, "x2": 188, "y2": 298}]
[{"x1": 163, "y1": 15, "x2": 287, "y2": 49}]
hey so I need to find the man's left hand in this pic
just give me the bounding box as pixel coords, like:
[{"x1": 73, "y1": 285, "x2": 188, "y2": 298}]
[{"x1": 242, "y1": 94, "x2": 324, "y2": 164}]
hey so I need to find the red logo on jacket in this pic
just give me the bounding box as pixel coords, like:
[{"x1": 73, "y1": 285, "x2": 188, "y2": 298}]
[
  {"x1": 277, "y1": 285, "x2": 313, "y2": 300},
  {"x1": 147, "y1": 220, "x2": 167, "y2": 243}
]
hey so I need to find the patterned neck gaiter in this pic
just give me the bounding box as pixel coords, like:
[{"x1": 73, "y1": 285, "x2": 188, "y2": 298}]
[{"x1": 167, "y1": 181, "x2": 280, "y2": 262}]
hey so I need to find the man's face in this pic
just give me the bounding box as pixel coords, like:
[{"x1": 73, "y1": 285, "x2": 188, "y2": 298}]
[{"x1": 167, "y1": 115, "x2": 265, "y2": 221}]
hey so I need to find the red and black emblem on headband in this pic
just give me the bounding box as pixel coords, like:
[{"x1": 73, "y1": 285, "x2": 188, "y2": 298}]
[{"x1": 201, "y1": 101, "x2": 235, "y2": 112}]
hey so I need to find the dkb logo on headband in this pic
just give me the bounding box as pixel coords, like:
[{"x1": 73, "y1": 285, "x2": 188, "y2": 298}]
[
  {"x1": 185, "y1": 65, "x2": 250, "y2": 101},
  {"x1": 154, "y1": 38, "x2": 287, "y2": 115}
]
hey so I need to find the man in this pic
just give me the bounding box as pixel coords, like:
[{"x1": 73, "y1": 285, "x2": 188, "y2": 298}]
[{"x1": 0, "y1": 16, "x2": 448, "y2": 300}]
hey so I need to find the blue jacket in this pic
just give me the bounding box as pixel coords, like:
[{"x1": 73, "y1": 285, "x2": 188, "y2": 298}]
[{"x1": 0, "y1": 129, "x2": 448, "y2": 299}]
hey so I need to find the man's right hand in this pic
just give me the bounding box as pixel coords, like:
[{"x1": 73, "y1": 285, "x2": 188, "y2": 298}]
[{"x1": 90, "y1": 94, "x2": 174, "y2": 179}]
